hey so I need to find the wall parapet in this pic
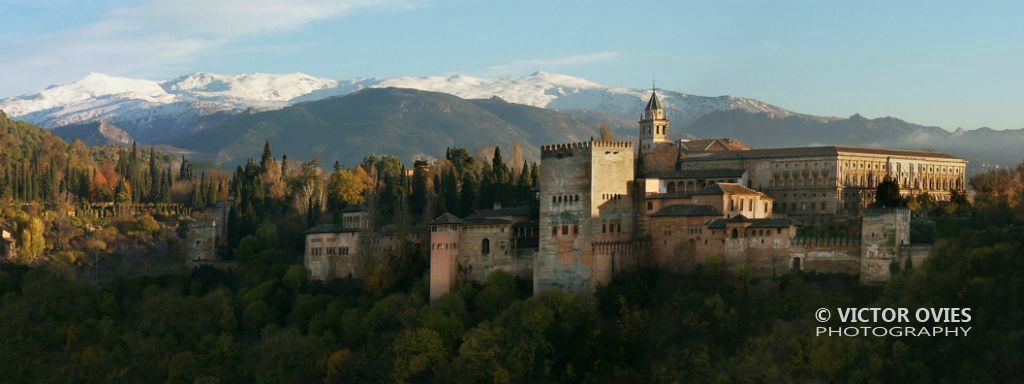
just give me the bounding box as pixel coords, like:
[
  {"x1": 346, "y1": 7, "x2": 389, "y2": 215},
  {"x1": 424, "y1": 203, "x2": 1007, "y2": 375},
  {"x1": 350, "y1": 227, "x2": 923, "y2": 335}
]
[
  {"x1": 792, "y1": 236, "x2": 861, "y2": 248},
  {"x1": 541, "y1": 140, "x2": 633, "y2": 158}
]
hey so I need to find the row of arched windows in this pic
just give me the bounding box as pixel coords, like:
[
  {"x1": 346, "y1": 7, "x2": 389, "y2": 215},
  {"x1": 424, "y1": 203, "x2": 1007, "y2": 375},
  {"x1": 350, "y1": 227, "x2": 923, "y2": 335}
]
[{"x1": 552, "y1": 194, "x2": 580, "y2": 204}]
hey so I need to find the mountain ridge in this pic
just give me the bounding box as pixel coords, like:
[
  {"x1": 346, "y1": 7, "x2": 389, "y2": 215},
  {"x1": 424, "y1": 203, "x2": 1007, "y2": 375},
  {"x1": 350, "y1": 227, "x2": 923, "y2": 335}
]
[
  {"x1": 174, "y1": 87, "x2": 601, "y2": 166},
  {"x1": 0, "y1": 71, "x2": 799, "y2": 142}
]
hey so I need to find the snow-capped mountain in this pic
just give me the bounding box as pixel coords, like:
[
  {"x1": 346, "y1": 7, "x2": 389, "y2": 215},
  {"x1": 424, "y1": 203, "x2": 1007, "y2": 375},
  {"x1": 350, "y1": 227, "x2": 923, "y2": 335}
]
[{"x1": 0, "y1": 70, "x2": 797, "y2": 142}]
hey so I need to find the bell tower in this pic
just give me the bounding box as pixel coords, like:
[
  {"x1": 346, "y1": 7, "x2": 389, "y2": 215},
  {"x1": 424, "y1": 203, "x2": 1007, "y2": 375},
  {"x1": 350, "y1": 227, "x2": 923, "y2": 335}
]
[{"x1": 639, "y1": 86, "x2": 669, "y2": 156}]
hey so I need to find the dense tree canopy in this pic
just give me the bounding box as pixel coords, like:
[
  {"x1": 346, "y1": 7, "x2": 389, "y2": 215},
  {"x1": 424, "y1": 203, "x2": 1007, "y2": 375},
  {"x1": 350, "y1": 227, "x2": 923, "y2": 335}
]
[{"x1": 1, "y1": 116, "x2": 1022, "y2": 382}]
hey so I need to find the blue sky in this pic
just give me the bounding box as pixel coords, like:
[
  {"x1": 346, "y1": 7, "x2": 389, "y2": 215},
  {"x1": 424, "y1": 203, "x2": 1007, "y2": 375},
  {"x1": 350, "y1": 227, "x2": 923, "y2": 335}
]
[{"x1": 1, "y1": 0, "x2": 1022, "y2": 130}]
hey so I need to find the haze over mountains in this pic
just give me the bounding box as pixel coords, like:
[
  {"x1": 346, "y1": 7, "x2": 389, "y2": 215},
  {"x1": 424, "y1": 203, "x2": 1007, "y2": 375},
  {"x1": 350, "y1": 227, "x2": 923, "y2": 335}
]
[{"x1": 1, "y1": 71, "x2": 1021, "y2": 171}]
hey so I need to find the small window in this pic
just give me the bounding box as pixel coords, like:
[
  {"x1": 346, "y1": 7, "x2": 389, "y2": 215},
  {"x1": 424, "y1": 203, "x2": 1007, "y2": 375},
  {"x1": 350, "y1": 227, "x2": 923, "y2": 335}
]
[{"x1": 482, "y1": 239, "x2": 490, "y2": 255}]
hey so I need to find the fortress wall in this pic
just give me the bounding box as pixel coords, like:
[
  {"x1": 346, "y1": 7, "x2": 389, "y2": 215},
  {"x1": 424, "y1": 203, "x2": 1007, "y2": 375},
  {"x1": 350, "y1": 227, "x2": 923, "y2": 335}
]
[
  {"x1": 536, "y1": 141, "x2": 634, "y2": 293},
  {"x1": 457, "y1": 225, "x2": 516, "y2": 282}
]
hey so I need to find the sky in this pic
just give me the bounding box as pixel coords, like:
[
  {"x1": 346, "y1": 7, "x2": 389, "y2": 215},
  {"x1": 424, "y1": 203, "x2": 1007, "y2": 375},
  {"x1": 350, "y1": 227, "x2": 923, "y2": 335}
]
[{"x1": 0, "y1": 0, "x2": 1022, "y2": 131}]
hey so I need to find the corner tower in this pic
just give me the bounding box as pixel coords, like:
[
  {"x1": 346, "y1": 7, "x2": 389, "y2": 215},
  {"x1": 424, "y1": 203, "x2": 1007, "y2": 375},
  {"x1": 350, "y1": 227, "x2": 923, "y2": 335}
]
[{"x1": 639, "y1": 87, "x2": 670, "y2": 156}]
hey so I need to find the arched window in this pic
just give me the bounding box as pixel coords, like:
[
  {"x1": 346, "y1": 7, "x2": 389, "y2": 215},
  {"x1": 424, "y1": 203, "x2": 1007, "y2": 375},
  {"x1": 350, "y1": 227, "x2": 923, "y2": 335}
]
[
  {"x1": 481, "y1": 238, "x2": 490, "y2": 255},
  {"x1": 731, "y1": 228, "x2": 739, "y2": 239}
]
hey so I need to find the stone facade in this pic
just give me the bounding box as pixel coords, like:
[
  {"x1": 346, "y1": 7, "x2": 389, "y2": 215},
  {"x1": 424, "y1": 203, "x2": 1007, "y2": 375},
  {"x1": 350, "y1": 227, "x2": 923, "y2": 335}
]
[
  {"x1": 678, "y1": 147, "x2": 968, "y2": 219},
  {"x1": 535, "y1": 140, "x2": 636, "y2": 293},
  {"x1": 303, "y1": 204, "x2": 420, "y2": 281},
  {"x1": 420, "y1": 89, "x2": 964, "y2": 298},
  {"x1": 185, "y1": 221, "x2": 217, "y2": 264},
  {"x1": 428, "y1": 208, "x2": 537, "y2": 301},
  {"x1": 305, "y1": 225, "x2": 362, "y2": 280},
  {"x1": 858, "y1": 207, "x2": 912, "y2": 283},
  {"x1": 1, "y1": 230, "x2": 16, "y2": 261}
]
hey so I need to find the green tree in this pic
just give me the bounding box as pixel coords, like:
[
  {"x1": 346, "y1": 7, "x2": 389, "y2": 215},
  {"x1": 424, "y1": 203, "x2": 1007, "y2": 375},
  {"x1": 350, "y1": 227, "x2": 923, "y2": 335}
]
[
  {"x1": 391, "y1": 328, "x2": 449, "y2": 382},
  {"x1": 19, "y1": 217, "x2": 46, "y2": 263},
  {"x1": 873, "y1": 176, "x2": 907, "y2": 208}
]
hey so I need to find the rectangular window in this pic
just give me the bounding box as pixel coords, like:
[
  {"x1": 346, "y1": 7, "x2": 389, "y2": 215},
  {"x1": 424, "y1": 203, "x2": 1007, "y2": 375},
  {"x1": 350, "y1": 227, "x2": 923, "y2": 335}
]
[{"x1": 562, "y1": 225, "x2": 569, "y2": 235}]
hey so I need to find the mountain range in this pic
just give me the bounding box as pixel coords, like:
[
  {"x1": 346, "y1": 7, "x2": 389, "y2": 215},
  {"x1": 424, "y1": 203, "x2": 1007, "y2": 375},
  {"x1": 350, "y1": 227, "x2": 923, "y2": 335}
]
[
  {"x1": 0, "y1": 71, "x2": 794, "y2": 142},
  {"x1": 1, "y1": 71, "x2": 1022, "y2": 171},
  {"x1": 175, "y1": 87, "x2": 600, "y2": 166}
]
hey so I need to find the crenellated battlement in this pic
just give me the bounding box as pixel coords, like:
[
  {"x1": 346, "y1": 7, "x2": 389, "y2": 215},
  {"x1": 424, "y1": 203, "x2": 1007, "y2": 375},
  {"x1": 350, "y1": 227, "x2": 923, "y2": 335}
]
[{"x1": 541, "y1": 140, "x2": 633, "y2": 158}]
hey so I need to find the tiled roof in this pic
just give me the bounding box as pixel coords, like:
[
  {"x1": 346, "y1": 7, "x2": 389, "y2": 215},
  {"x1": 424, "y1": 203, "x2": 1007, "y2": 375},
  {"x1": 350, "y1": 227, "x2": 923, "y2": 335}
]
[
  {"x1": 461, "y1": 218, "x2": 512, "y2": 226},
  {"x1": 511, "y1": 220, "x2": 538, "y2": 228},
  {"x1": 748, "y1": 218, "x2": 799, "y2": 228},
  {"x1": 706, "y1": 217, "x2": 797, "y2": 230},
  {"x1": 692, "y1": 183, "x2": 762, "y2": 196},
  {"x1": 647, "y1": 192, "x2": 695, "y2": 200},
  {"x1": 646, "y1": 168, "x2": 747, "y2": 179},
  {"x1": 340, "y1": 204, "x2": 367, "y2": 213},
  {"x1": 679, "y1": 145, "x2": 962, "y2": 162},
  {"x1": 707, "y1": 219, "x2": 727, "y2": 229},
  {"x1": 304, "y1": 223, "x2": 358, "y2": 234},
  {"x1": 462, "y1": 206, "x2": 532, "y2": 220},
  {"x1": 645, "y1": 90, "x2": 663, "y2": 110},
  {"x1": 431, "y1": 213, "x2": 463, "y2": 225},
  {"x1": 679, "y1": 138, "x2": 750, "y2": 152},
  {"x1": 652, "y1": 204, "x2": 723, "y2": 217}
]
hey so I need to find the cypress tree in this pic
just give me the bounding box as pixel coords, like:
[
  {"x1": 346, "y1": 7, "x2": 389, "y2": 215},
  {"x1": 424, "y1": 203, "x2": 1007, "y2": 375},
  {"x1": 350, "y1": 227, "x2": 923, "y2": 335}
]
[{"x1": 260, "y1": 141, "x2": 273, "y2": 173}]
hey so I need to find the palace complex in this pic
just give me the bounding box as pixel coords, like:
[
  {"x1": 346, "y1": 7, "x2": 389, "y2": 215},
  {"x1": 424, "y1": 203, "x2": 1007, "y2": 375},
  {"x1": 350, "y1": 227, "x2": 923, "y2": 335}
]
[{"x1": 301, "y1": 88, "x2": 967, "y2": 301}]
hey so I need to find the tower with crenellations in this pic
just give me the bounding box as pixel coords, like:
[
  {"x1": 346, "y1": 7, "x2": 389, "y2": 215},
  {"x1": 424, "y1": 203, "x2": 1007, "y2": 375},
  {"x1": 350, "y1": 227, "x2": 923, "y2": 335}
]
[{"x1": 534, "y1": 140, "x2": 636, "y2": 292}]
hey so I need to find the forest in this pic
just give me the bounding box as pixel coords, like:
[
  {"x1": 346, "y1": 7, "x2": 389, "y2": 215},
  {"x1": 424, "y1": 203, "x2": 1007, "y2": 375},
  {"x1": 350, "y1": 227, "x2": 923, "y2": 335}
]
[{"x1": 1, "y1": 111, "x2": 1023, "y2": 382}]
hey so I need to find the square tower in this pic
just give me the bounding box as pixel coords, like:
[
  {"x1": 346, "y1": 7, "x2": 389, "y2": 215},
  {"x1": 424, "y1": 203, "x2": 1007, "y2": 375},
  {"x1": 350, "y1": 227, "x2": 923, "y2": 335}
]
[
  {"x1": 639, "y1": 88, "x2": 670, "y2": 155},
  {"x1": 535, "y1": 140, "x2": 635, "y2": 293}
]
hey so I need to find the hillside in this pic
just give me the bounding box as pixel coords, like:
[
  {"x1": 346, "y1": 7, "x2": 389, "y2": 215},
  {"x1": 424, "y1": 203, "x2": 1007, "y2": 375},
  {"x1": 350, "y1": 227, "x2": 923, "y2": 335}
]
[
  {"x1": 175, "y1": 88, "x2": 600, "y2": 166},
  {"x1": 50, "y1": 120, "x2": 134, "y2": 146}
]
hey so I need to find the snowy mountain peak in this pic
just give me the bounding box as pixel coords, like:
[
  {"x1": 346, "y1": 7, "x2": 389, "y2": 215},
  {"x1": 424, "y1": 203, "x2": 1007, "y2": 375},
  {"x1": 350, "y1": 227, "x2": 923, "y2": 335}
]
[
  {"x1": 161, "y1": 72, "x2": 337, "y2": 102},
  {"x1": 0, "y1": 70, "x2": 796, "y2": 142},
  {"x1": 525, "y1": 70, "x2": 602, "y2": 88}
]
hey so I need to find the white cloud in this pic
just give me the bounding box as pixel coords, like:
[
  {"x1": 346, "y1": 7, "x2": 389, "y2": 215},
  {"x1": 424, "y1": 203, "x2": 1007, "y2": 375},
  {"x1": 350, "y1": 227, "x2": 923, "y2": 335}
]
[
  {"x1": 486, "y1": 51, "x2": 624, "y2": 75},
  {"x1": 0, "y1": 0, "x2": 417, "y2": 96}
]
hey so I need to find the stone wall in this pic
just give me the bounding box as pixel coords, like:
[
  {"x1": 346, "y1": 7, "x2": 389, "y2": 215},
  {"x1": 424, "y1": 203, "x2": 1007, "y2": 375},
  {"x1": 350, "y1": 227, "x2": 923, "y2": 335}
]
[
  {"x1": 1, "y1": 230, "x2": 15, "y2": 261},
  {"x1": 536, "y1": 141, "x2": 634, "y2": 293},
  {"x1": 680, "y1": 151, "x2": 967, "y2": 218},
  {"x1": 456, "y1": 224, "x2": 516, "y2": 282},
  {"x1": 305, "y1": 231, "x2": 361, "y2": 280},
  {"x1": 185, "y1": 222, "x2": 217, "y2": 264}
]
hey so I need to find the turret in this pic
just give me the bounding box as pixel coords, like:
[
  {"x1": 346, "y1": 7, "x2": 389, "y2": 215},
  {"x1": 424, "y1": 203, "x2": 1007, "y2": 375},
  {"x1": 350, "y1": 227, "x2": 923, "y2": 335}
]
[
  {"x1": 429, "y1": 213, "x2": 462, "y2": 301},
  {"x1": 639, "y1": 87, "x2": 670, "y2": 156}
]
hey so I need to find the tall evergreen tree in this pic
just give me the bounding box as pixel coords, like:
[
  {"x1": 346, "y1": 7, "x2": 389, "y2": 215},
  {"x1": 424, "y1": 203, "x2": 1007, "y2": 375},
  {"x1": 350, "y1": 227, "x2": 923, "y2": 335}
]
[
  {"x1": 873, "y1": 176, "x2": 907, "y2": 208},
  {"x1": 260, "y1": 140, "x2": 274, "y2": 173}
]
